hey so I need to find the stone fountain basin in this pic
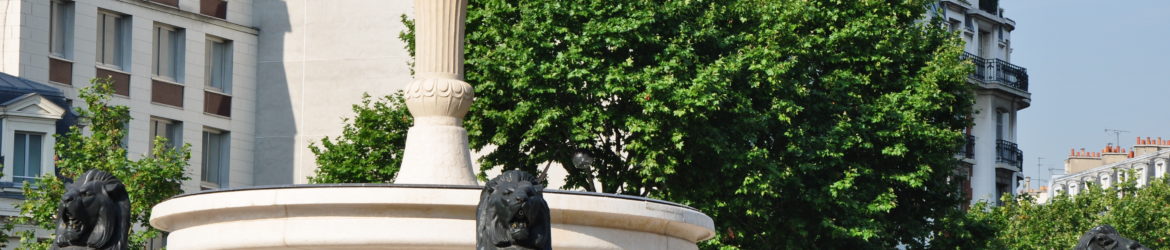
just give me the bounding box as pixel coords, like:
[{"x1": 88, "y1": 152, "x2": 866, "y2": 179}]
[{"x1": 150, "y1": 184, "x2": 715, "y2": 249}]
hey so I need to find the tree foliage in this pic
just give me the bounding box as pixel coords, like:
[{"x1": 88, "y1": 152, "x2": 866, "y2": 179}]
[
  {"x1": 10, "y1": 77, "x2": 190, "y2": 249},
  {"x1": 308, "y1": 92, "x2": 412, "y2": 183},
  {"x1": 414, "y1": 0, "x2": 978, "y2": 248},
  {"x1": 967, "y1": 177, "x2": 1170, "y2": 249}
]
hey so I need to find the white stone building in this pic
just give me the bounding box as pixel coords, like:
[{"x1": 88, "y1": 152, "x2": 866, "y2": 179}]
[
  {"x1": 0, "y1": 0, "x2": 417, "y2": 195},
  {"x1": 0, "y1": 0, "x2": 259, "y2": 204},
  {"x1": 933, "y1": 0, "x2": 1031, "y2": 206}
]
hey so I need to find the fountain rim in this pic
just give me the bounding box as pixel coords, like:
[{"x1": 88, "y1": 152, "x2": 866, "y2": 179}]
[{"x1": 169, "y1": 183, "x2": 702, "y2": 212}]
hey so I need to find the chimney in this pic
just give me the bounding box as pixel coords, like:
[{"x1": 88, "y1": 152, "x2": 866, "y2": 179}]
[
  {"x1": 1065, "y1": 148, "x2": 1103, "y2": 174},
  {"x1": 1101, "y1": 145, "x2": 1127, "y2": 165},
  {"x1": 1134, "y1": 136, "x2": 1161, "y2": 156}
]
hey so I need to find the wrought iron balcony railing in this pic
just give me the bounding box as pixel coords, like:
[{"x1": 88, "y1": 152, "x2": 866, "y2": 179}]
[
  {"x1": 964, "y1": 134, "x2": 973, "y2": 157},
  {"x1": 959, "y1": 134, "x2": 976, "y2": 159},
  {"x1": 996, "y1": 139, "x2": 1023, "y2": 168},
  {"x1": 961, "y1": 52, "x2": 1029, "y2": 92}
]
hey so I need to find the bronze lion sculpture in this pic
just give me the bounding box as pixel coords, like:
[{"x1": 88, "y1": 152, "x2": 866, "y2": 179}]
[
  {"x1": 476, "y1": 170, "x2": 551, "y2": 250},
  {"x1": 55, "y1": 169, "x2": 130, "y2": 250},
  {"x1": 1075, "y1": 225, "x2": 1150, "y2": 250}
]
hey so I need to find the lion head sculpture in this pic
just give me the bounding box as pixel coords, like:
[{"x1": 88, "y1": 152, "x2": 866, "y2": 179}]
[
  {"x1": 55, "y1": 169, "x2": 131, "y2": 250},
  {"x1": 476, "y1": 170, "x2": 551, "y2": 250},
  {"x1": 1075, "y1": 225, "x2": 1150, "y2": 250}
]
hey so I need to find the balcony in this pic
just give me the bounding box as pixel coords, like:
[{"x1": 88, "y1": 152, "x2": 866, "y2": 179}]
[
  {"x1": 961, "y1": 52, "x2": 1028, "y2": 92},
  {"x1": 996, "y1": 139, "x2": 1023, "y2": 168}
]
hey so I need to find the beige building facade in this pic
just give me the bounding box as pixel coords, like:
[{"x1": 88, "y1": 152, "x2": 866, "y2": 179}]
[{"x1": 1050, "y1": 137, "x2": 1170, "y2": 199}]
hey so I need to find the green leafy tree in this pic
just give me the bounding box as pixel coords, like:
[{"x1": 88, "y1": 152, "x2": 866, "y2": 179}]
[
  {"x1": 401, "y1": 0, "x2": 975, "y2": 248},
  {"x1": 968, "y1": 175, "x2": 1170, "y2": 249},
  {"x1": 10, "y1": 77, "x2": 190, "y2": 249},
  {"x1": 308, "y1": 92, "x2": 412, "y2": 183}
]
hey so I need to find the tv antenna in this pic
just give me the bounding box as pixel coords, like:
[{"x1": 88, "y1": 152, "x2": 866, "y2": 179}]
[{"x1": 1105, "y1": 129, "x2": 1129, "y2": 147}]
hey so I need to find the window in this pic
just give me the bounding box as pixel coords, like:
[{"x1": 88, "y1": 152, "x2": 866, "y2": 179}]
[
  {"x1": 153, "y1": 24, "x2": 184, "y2": 81},
  {"x1": 995, "y1": 109, "x2": 1008, "y2": 141},
  {"x1": 119, "y1": 120, "x2": 130, "y2": 152},
  {"x1": 97, "y1": 11, "x2": 129, "y2": 69},
  {"x1": 50, "y1": 0, "x2": 74, "y2": 58},
  {"x1": 997, "y1": 26, "x2": 1005, "y2": 42},
  {"x1": 201, "y1": 129, "x2": 229, "y2": 189},
  {"x1": 149, "y1": 117, "x2": 182, "y2": 152},
  {"x1": 205, "y1": 37, "x2": 232, "y2": 93},
  {"x1": 13, "y1": 132, "x2": 44, "y2": 182},
  {"x1": 978, "y1": 30, "x2": 991, "y2": 58}
]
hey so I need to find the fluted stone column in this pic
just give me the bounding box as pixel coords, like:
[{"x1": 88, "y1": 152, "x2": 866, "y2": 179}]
[{"x1": 395, "y1": 0, "x2": 477, "y2": 185}]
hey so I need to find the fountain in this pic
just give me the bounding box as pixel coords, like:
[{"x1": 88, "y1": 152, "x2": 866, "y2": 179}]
[{"x1": 149, "y1": 1, "x2": 715, "y2": 248}]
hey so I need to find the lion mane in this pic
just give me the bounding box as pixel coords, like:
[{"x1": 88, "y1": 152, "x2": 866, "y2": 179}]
[
  {"x1": 476, "y1": 170, "x2": 551, "y2": 250},
  {"x1": 55, "y1": 169, "x2": 131, "y2": 250}
]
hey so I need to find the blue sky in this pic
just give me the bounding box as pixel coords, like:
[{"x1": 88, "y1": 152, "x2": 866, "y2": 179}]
[{"x1": 1000, "y1": 0, "x2": 1170, "y2": 186}]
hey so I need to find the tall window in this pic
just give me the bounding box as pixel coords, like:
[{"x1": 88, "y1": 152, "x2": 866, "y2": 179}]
[
  {"x1": 119, "y1": 120, "x2": 130, "y2": 152},
  {"x1": 97, "y1": 11, "x2": 129, "y2": 69},
  {"x1": 149, "y1": 117, "x2": 182, "y2": 152},
  {"x1": 201, "y1": 129, "x2": 229, "y2": 189},
  {"x1": 205, "y1": 37, "x2": 232, "y2": 93},
  {"x1": 153, "y1": 24, "x2": 184, "y2": 81},
  {"x1": 995, "y1": 109, "x2": 1008, "y2": 141},
  {"x1": 50, "y1": 0, "x2": 74, "y2": 58},
  {"x1": 13, "y1": 132, "x2": 44, "y2": 183}
]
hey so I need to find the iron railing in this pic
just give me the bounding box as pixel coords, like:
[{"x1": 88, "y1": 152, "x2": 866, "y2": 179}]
[
  {"x1": 964, "y1": 134, "x2": 973, "y2": 157},
  {"x1": 996, "y1": 139, "x2": 1023, "y2": 168},
  {"x1": 959, "y1": 134, "x2": 976, "y2": 159},
  {"x1": 960, "y1": 52, "x2": 1029, "y2": 91},
  {"x1": 993, "y1": 59, "x2": 1028, "y2": 90}
]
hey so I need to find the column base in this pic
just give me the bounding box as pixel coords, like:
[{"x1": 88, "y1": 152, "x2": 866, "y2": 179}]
[{"x1": 395, "y1": 125, "x2": 478, "y2": 185}]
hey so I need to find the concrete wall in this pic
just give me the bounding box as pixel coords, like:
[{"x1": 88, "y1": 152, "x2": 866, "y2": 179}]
[{"x1": 252, "y1": 0, "x2": 415, "y2": 184}]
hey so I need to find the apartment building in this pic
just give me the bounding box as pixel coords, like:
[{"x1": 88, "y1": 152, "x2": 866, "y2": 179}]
[
  {"x1": 1052, "y1": 138, "x2": 1170, "y2": 199},
  {"x1": 0, "y1": 0, "x2": 420, "y2": 202},
  {"x1": 0, "y1": 0, "x2": 258, "y2": 201},
  {"x1": 933, "y1": 0, "x2": 1032, "y2": 206}
]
